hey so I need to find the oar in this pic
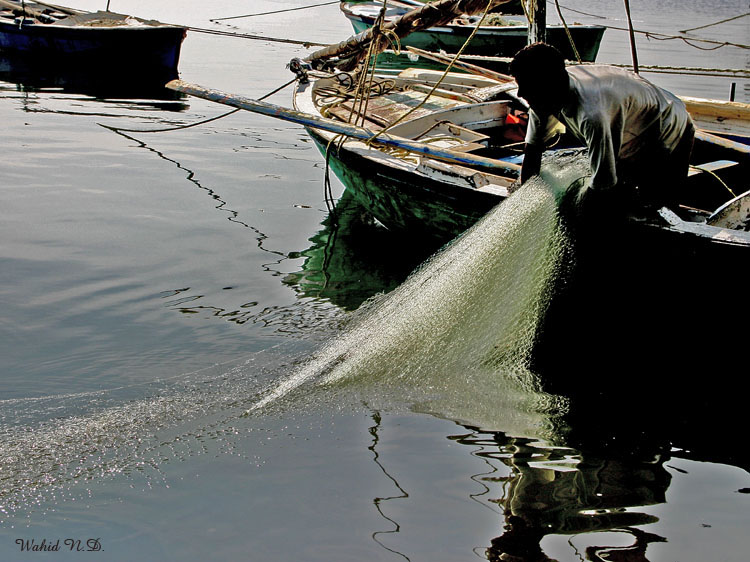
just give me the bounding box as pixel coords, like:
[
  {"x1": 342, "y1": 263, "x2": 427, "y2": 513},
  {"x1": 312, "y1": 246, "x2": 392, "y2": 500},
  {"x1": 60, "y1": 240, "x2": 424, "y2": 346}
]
[
  {"x1": 165, "y1": 79, "x2": 520, "y2": 176},
  {"x1": 405, "y1": 46, "x2": 514, "y2": 83},
  {"x1": 694, "y1": 129, "x2": 750, "y2": 156},
  {"x1": 0, "y1": 0, "x2": 46, "y2": 19}
]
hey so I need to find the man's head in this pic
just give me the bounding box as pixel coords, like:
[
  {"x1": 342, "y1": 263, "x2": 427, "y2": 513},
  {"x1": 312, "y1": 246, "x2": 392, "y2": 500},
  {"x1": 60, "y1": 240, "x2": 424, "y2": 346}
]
[{"x1": 510, "y1": 43, "x2": 569, "y2": 114}]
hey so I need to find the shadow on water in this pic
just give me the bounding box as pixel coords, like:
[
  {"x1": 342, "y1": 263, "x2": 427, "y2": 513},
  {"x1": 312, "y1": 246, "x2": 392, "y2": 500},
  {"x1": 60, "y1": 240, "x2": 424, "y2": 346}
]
[
  {"x1": 289, "y1": 157, "x2": 749, "y2": 465},
  {"x1": 1, "y1": 132, "x2": 745, "y2": 558},
  {"x1": 532, "y1": 193, "x2": 750, "y2": 472}
]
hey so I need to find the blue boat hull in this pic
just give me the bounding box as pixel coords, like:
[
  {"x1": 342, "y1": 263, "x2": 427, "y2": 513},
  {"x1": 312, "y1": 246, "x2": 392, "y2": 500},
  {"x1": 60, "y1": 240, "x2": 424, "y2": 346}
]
[{"x1": 0, "y1": 19, "x2": 185, "y2": 79}]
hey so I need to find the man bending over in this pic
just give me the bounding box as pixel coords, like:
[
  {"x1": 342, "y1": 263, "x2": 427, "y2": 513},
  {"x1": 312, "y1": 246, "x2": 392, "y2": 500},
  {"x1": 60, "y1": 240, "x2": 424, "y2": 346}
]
[{"x1": 509, "y1": 43, "x2": 694, "y2": 215}]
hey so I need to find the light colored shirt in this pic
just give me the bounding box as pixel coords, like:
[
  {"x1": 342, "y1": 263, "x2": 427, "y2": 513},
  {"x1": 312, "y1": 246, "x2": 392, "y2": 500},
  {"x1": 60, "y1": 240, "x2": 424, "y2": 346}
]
[{"x1": 525, "y1": 65, "x2": 691, "y2": 190}]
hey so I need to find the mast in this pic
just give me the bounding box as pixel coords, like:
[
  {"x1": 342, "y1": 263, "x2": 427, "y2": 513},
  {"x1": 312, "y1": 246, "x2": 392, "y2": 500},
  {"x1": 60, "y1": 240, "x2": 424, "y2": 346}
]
[
  {"x1": 526, "y1": 0, "x2": 546, "y2": 44},
  {"x1": 305, "y1": 0, "x2": 511, "y2": 66}
]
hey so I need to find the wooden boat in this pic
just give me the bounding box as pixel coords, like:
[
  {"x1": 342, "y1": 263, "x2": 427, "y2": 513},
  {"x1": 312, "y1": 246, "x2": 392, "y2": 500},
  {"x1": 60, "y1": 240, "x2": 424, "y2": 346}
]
[
  {"x1": 340, "y1": 1, "x2": 606, "y2": 62},
  {"x1": 286, "y1": 66, "x2": 750, "y2": 252},
  {"x1": 0, "y1": 1, "x2": 186, "y2": 81},
  {"x1": 166, "y1": 63, "x2": 750, "y2": 254}
]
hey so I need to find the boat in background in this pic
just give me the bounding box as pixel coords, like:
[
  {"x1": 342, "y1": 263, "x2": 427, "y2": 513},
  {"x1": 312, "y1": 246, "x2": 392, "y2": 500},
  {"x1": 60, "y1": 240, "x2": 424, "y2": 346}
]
[
  {"x1": 0, "y1": 1, "x2": 186, "y2": 83},
  {"x1": 340, "y1": 0, "x2": 606, "y2": 62}
]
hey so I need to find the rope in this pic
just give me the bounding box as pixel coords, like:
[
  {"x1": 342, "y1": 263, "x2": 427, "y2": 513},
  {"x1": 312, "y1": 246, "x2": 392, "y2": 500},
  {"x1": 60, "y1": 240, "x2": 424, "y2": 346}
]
[
  {"x1": 370, "y1": 0, "x2": 496, "y2": 143},
  {"x1": 210, "y1": 1, "x2": 339, "y2": 22},
  {"x1": 185, "y1": 26, "x2": 328, "y2": 48},
  {"x1": 551, "y1": 2, "x2": 606, "y2": 19},
  {"x1": 348, "y1": 4, "x2": 387, "y2": 127},
  {"x1": 551, "y1": 1, "x2": 750, "y2": 51},
  {"x1": 97, "y1": 78, "x2": 298, "y2": 134},
  {"x1": 183, "y1": 5, "x2": 749, "y2": 54},
  {"x1": 689, "y1": 165, "x2": 737, "y2": 198},
  {"x1": 553, "y1": 0, "x2": 581, "y2": 63},
  {"x1": 680, "y1": 12, "x2": 750, "y2": 34},
  {"x1": 323, "y1": 134, "x2": 348, "y2": 226},
  {"x1": 603, "y1": 25, "x2": 746, "y2": 52},
  {"x1": 612, "y1": 64, "x2": 750, "y2": 79}
]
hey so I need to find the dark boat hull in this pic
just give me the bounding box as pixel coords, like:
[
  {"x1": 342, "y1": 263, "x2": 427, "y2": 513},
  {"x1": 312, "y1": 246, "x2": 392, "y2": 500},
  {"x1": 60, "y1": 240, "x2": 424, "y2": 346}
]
[
  {"x1": 0, "y1": 16, "x2": 185, "y2": 80},
  {"x1": 308, "y1": 127, "x2": 501, "y2": 246}
]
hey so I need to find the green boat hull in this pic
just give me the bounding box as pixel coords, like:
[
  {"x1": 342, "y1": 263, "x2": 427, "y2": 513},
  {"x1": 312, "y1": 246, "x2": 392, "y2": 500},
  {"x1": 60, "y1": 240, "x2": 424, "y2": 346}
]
[
  {"x1": 309, "y1": 128, "x2": 503, "y2": 245},
  {"x1": 347, "y1": 18, "x2": 605, "y2": 62}
]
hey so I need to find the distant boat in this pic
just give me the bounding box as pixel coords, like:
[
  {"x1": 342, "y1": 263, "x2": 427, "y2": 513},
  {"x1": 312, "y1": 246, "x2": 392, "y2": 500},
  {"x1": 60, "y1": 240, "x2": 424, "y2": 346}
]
[
  {"x1": 0, "y1": 1, "x2": 186, "y2": 82},
  {"x1": 339, "y1": 1, "x2": 606, "y2": 62}
]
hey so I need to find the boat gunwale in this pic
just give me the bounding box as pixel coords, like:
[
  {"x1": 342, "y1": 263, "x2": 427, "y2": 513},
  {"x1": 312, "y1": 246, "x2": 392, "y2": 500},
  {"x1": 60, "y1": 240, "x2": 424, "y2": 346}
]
[{"x1": 0, "y1": 5, "x2": 185, "y2": 31}]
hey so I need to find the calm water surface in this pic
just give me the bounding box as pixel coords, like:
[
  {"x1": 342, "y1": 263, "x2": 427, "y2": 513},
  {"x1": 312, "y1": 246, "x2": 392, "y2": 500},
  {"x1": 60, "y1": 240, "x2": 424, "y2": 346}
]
[{"x1": 1, "y1": 1, "x2": 748, "y2": 560}]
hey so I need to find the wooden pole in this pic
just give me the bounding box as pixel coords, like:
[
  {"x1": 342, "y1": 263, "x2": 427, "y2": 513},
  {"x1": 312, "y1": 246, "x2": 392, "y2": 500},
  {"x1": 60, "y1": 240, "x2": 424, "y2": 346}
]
[
  {"x1": 165, "y1": 79, "x2": 521, "y2": 175},
  {"x1": 623, "y1": 0, "x2": 639, "y2": 74},
  {"x1": 306, "y1": 0, "x2": 511, "y2": 63},
  {"x1": 405, "y1": 46, "x2": 514, "y2": 83},
  {"x1": 527, "y1": 0, "x2": 546, "y2": 44}
]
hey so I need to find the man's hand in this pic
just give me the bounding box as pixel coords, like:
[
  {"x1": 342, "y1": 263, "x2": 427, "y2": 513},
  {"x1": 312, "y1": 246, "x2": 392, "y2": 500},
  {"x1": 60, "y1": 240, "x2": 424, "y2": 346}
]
[{"x1": 520, "y1": 144, "x2": 543, "y2": 184}]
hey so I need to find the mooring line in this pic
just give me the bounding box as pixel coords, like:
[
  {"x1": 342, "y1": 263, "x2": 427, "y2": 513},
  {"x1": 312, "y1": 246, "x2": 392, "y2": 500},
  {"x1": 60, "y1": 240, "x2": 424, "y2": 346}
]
[
  {"x1": 210, "y1": 0, "x2": 339, "y2": 23},
  {"x1": 98, "y1": 77, "x2": 298, "y2": 134},
  {"x1": 680, "y1": 12, "x2": 750, "y2": 34},
  {"x1": 184, "y1": 25, "x2": 328, "y2": 47}
]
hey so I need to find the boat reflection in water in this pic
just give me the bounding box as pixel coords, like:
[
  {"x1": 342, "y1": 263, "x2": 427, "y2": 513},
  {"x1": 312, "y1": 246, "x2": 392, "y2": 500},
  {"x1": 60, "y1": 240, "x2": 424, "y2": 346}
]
[
  {"x1": 284, "y1": 189, "x2": 434, "y2": 311},
  {"x1": 0, "y1": 52, "x2": 185, "y2": 100},
  {"x1": 460, "y1": 430, "x2": 670, "y2": 561},
  {"x1": 286, "y1": 188, "x2": 748, "y2": 560}
]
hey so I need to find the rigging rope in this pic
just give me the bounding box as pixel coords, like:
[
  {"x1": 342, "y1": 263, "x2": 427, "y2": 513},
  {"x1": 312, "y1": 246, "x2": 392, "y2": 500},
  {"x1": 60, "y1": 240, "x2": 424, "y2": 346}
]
[
  {"x1": 210, "y1": 1, "x2": 339, "y2": 23},
  {"x1": 551, "y1": 1, "x2": 750, "y2": 51},
  {"x1": 370, "y1": 0, "x2": 496, "y2": 143},
  {"x1": 679, "y1": 12, "x2": 750, "y2": 34},
  {"x1": 184, "y1": 26, "x2": 328, "y2": 47},
  {"x1": 553, "y1": 0, "x2": 581, "y2": 63}
]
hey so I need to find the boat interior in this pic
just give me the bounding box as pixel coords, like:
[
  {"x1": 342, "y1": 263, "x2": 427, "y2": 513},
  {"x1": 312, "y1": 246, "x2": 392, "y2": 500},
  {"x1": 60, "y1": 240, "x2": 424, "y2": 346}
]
[
  {"x1": 0, "y1": 1, "x2": 80, "y2": 25},
  {"x1": 0, "y1": 1, "x2": 161, "y2": 27}
]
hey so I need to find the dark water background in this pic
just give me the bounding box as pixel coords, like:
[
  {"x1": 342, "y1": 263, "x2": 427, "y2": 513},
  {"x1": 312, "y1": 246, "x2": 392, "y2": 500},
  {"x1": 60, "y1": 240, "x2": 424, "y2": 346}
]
[{"x1": 1, "y1": 1, "x2": 749, "y2": 560}]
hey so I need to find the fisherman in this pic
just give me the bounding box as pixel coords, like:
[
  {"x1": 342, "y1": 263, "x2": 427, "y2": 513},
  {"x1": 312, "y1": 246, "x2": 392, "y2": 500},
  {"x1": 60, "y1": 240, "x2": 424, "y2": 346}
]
[{"x1": 509, "y1": 42, "x2": 695, "y2": 217}]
